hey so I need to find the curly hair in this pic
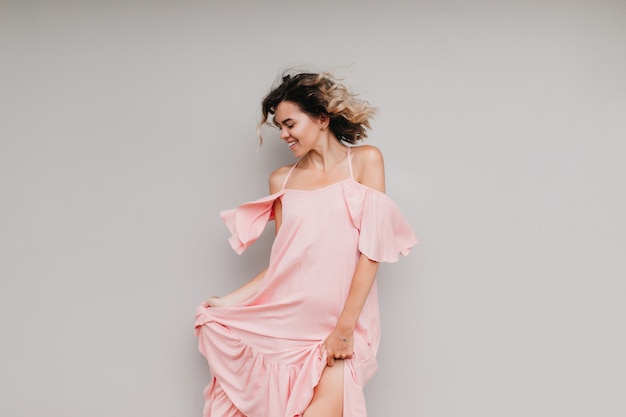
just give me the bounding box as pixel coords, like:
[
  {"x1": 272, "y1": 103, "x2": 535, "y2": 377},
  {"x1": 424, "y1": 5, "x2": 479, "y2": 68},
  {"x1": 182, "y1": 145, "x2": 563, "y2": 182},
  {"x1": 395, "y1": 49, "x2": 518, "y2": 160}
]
[{"x1": 258, "y1": 72, "x2": 377, "y2": 144}]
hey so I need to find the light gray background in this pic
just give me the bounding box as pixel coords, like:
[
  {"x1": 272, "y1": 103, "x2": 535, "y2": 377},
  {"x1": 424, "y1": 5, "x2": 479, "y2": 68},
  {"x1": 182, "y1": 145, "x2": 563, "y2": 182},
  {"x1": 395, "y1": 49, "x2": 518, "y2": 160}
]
[{"x1": 1, "y1": 1, "x2": 625, "y2": 416}]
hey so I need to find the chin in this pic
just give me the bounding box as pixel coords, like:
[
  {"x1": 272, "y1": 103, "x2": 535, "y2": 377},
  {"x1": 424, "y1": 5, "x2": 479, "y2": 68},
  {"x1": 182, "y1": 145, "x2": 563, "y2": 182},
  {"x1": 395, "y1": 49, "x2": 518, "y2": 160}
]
[{"x1": 291, "y1": 148, "x2": 305, "y2": 158}]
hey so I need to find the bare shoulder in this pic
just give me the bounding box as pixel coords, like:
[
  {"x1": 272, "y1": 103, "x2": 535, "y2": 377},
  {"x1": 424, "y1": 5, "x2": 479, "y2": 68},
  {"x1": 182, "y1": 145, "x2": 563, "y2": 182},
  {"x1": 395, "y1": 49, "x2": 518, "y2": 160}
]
[
  {"x1": 351, "y1": 145, "x2": 385, "y2": 192},
  {"x1": 351, "y1": 144, "x2": 384, "y2": 165},
  {"x1": 269, "y1": 164, "x2": 295, "y2": 194}
]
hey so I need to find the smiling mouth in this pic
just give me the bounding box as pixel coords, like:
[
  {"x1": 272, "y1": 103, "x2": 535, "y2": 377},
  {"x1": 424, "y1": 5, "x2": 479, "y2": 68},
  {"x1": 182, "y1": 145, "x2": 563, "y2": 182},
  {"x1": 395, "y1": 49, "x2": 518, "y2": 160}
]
[{"x1": 287, "y1": 141, "x2": 298, "y2": 149}]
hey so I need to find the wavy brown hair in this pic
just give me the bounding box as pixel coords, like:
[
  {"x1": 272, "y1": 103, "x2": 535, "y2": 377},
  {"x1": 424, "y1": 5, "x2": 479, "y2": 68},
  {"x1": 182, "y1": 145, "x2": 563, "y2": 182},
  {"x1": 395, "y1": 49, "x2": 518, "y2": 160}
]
[{"x1": 258, "y1": 72, "x2": 376, "y2": 144}]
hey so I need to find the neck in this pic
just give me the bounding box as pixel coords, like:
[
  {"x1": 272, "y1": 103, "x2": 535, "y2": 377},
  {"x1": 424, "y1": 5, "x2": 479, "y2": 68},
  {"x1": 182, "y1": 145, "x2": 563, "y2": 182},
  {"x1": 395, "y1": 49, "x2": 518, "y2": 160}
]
[{"x1": 302, "y1": 136, "x2": 348, "y2": 171}]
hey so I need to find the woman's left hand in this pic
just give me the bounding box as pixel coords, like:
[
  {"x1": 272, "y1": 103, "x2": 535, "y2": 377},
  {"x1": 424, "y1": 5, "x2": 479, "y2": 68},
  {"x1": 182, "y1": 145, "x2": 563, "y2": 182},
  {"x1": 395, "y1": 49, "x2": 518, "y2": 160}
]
[{"x1": 322, "y1": 330, "x2": 354, "y2": 366}]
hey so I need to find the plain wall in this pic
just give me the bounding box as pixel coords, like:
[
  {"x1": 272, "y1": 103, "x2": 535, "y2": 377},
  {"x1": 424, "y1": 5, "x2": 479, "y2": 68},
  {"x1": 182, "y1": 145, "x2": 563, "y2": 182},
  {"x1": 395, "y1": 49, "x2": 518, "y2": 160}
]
[{"x1": 1, "y1": 1, "x2": 625, "y2": 416}]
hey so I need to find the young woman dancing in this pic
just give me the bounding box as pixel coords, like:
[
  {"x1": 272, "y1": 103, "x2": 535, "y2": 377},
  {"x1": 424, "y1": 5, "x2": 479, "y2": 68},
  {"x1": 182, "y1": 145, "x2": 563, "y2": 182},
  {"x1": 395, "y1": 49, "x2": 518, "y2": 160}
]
[{"x1": 195, "y1": 72, "x2": 418, "y2": 417}]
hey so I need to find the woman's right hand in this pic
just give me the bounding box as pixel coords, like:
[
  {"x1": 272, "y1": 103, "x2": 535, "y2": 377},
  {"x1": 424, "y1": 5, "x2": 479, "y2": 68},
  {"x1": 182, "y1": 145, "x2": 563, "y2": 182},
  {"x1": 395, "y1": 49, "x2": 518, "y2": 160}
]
[
  {"x1": 203, "y1": 296, "x2": 225, "y2": 308},
  {"x1": 202, "y1": 268, "x2": 267, "y2": 309}
]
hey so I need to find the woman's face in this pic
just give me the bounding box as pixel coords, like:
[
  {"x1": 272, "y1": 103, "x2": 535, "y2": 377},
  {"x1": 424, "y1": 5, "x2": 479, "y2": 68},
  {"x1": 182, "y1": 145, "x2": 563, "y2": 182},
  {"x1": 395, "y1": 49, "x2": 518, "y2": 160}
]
[{"x1": 274, "y1": 101, "x2": 324, "y2": 157}]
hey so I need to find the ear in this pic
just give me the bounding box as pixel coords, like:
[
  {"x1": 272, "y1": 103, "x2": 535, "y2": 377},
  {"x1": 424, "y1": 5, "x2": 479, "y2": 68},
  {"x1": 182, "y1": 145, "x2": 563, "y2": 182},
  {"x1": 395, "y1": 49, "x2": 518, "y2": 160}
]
[{"x1": 318, "y1": 113, "x2": 330, "y2": 130}]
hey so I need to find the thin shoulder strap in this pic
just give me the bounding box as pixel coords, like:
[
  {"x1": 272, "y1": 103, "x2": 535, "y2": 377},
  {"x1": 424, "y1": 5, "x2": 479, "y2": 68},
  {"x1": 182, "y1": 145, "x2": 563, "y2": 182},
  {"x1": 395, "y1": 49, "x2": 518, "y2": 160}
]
[
  {"x1": 281, "y1": 161, "x2": 299, "y2": 190},
  {"x1": 347, "y1": 146, "x2": 354, "y2": 179}
]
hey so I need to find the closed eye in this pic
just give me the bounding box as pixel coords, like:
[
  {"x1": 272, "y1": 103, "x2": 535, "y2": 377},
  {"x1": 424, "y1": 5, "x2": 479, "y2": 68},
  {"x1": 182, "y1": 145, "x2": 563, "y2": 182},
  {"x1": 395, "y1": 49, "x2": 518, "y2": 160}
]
[{"x1": 276, "y1": 117, "x2": 295, "y2": 129}]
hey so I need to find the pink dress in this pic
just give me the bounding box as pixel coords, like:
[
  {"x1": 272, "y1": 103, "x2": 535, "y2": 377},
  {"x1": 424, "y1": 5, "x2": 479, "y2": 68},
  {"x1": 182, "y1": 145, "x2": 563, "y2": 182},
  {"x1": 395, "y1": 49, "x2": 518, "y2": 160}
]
[{"x1": 195, "y1": 148, "x2": 417, "y2": 417}]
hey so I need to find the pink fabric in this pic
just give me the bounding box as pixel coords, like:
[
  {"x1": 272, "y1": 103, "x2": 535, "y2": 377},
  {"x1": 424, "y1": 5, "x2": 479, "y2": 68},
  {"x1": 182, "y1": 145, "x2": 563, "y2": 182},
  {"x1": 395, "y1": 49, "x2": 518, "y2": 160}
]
[{"x1": 195, "y1": 172, "x2": 417, "y2": 417}]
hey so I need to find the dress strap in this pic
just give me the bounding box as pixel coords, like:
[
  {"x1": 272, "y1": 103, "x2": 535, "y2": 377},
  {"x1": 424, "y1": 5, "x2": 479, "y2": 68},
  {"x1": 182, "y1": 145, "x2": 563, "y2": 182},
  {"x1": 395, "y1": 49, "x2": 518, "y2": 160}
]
[
  {"x1": 281, "y1": 161, "x2": 299, "y2": 190},
  {"x1": 347, "y1": 146, "x2": 354, "y2": 179}
]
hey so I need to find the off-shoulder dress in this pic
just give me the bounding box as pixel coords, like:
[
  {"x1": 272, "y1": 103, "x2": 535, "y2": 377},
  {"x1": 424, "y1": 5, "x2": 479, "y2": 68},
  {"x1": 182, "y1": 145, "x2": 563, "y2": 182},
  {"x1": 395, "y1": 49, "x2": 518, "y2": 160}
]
[{"x1": 195, "y1": 147, "x2": 417, "y2": 417}]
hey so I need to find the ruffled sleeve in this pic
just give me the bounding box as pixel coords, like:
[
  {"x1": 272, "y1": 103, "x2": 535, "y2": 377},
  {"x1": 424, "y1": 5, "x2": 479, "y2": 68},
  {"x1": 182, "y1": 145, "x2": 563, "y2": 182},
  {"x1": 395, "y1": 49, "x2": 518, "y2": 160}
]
[
  {"x1": 220, "y1": 191, "x2": 285, "y2": 254},
  {"x1": 342, "y1": 181, "x2": 418, "y2": 263}
]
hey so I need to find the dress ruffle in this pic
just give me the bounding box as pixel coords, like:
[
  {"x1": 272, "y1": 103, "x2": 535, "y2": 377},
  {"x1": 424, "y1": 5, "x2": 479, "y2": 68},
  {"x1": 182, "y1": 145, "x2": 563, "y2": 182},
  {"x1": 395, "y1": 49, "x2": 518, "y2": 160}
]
[
  {"x1": 196, "y1": 304, "x2": 377, "y2": 417},
  {"x1": 220, "y1": 191, "x2": 285, "y2": 254},
  {"x1": 221, "y1": 181, "x2": 417, "y2": 262},
  {"x1": 195, "y1": 306, "x2": 329, "y2": 417},
  {"x1": 341, "y1": 180, "x2": 418, "y2": 263}
]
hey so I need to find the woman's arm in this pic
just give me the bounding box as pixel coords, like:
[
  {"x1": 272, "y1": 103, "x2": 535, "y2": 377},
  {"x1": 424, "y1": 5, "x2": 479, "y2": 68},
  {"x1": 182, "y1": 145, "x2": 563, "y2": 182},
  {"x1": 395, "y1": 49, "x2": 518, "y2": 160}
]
[
  {"x1": 204, "y1": 268, "x2": 267, "y2": 307},
  {"x1": 323, "y1": 145, "x2": 386, "y2": 366},
  {"x1": 205, "y1": 167, "x2": 290, "y2": 308},
  {"x1": 269, "y1": 164, "x2": 293, "y2": 234},
  {"x1": 324, "y1": 255, "x2": 379, "y2": 366}
]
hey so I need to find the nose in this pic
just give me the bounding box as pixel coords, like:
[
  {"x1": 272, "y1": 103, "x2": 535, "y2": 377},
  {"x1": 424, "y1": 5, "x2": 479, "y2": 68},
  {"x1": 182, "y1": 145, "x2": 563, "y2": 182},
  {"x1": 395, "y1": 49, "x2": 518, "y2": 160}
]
[{"x1": 280, "y1": 127, "x2": 290, "y2": 140}]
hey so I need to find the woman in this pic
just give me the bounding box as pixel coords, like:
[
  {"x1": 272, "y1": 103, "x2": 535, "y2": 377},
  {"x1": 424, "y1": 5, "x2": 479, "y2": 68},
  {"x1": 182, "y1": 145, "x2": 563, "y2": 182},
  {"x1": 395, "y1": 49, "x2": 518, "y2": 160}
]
[{"x1": 195, "y1": 72, "x2": 417, "y2": 417}]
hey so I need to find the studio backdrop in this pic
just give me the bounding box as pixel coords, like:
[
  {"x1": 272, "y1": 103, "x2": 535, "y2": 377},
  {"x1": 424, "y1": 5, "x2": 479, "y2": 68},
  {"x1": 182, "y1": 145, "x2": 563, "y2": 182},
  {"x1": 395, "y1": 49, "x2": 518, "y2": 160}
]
[{"x1": 1, "y1": 1, "x2": 625, "y2": 416}]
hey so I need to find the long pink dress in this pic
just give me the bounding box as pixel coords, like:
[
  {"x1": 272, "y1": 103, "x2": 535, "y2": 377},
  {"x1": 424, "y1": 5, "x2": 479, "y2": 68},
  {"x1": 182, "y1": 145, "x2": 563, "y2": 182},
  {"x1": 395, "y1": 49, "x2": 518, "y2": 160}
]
[{"x1": 195, "y1": 148, "x2": 417, "y2": 417}]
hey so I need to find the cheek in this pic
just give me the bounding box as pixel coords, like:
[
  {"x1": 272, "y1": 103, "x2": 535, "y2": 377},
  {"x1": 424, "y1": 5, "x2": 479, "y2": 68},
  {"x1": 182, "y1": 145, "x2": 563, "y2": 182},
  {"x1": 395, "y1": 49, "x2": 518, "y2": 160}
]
[
  {"x1": 290, "y1": 126, "x2": 306, "y2": 139},
  {"x1": 297, "y1": 124, "x2": 317, "y2": 140}
]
